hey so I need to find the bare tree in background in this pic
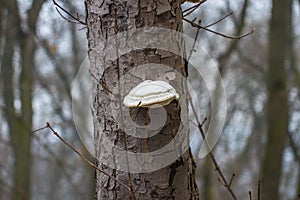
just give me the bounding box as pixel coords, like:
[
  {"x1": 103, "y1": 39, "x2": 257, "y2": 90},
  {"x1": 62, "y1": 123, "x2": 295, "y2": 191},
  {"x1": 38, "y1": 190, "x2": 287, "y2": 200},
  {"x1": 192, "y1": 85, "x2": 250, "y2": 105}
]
[
  {"x1": 0, "y1": 1, "x2": 43, "y2": 199},
  {"x1": 261, "y1": 0, "x2": 291, "y2": 199}
]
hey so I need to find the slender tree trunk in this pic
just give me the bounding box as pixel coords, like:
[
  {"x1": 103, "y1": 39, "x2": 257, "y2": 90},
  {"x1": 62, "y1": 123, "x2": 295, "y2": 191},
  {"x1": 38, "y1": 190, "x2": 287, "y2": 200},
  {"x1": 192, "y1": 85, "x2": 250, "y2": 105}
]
[
  {"x1": 202, "y1": 158, "x2": 213, "y2": 200},
  {"x1": 0, "y1": 1, "x2": 43, "y2": 199},
  {"x1": 261, "y1": 0, "x2": 291, "y2": 199},
  {"x1": 85, "y1": 0, "x2": 199, "y2": 199},
  {"x1": 285, "y1": 1, "x2": 300, "y2": 199}
]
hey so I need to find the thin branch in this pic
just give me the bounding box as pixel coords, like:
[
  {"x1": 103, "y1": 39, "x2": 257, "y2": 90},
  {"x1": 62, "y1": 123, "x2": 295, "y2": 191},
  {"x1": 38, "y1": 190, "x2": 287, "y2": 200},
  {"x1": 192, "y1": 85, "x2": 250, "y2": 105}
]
[
  {"x1": 55, "y1": 8, "x2": 81, "y2": 24},
  {"x1": 187, "y1": 12, "x2": 235, "y2": 61},
  {"x1": 52, "y1": 0, "x2": 86, "y2": 25},
  {"x1": 91, "y1": 73, "x2": 113, "y2": 94},
  {"x1": 188, "y1": 92, "x2": 238, "y2": 200},
  {"x1": 228, "y1": 173, "x2": 236, "y2": 187},
  {"x1": 200, "y1": 117, "x2": 208, "y2": 126},
  {"x1": 32, "y1": 132, "x2": 83, "y2": 196},
  {"x1": 204, "y1": 12, "x2": 233, "y2": 28},
  {"x1": 187, "y1": 25, "x2": 201, "y2": 61},
  {"x1": 33, "y1": 123, "x2": 132, "y2": 193},
  {"x1": 133, "y1": 176, "x2": 145, "y2": 193},
  {"x1": 217, "y1": 0, "x2": 250, "y2": 67},
  {"x1": 183, "y1": 17, "x2": 255, "y2": 40},
  {"x1": 34, "y1": 34, "x2": 73, "y2": 100},
  {"x1": 32, "y1": 124, "x2": 48, "y2": 133},
  {"x1": 182, "y1": 0, "x2": 207, "y2": 17}
]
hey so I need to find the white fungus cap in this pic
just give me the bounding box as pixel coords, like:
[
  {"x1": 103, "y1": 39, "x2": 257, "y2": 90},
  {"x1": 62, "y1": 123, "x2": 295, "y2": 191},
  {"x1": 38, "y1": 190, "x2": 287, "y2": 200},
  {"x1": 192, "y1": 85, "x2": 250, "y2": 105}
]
[{"x1": 123, "y1": 80, "x2": 180, "y2": 108}]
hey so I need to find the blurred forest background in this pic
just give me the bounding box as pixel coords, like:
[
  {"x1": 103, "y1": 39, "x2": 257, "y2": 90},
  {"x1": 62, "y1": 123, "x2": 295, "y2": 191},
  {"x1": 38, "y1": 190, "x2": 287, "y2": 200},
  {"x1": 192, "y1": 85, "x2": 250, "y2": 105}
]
[{"x1": 0, "y1": 0, "x2": 300, "y2": 199}]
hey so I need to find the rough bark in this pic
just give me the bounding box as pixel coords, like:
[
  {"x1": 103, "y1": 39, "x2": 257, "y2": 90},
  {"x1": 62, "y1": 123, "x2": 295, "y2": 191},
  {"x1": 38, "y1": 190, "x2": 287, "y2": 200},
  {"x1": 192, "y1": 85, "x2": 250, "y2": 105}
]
[
  {"x1": 85, "y1": 0, "x2": 198, "y2": 199},
  {"x1": 261, "y1": 0, "x2": 291, "y2": 199}
]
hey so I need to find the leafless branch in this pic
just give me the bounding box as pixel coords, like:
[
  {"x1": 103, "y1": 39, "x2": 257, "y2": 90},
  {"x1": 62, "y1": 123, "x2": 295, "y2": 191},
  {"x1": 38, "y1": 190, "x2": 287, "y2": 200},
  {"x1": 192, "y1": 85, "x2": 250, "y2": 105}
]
[
  {"x1": 183, "y1": 17, "x2": 255, "y2": 40},
  {"x1": 188, "y1": 92, "x2": 238, "y2": 200},
  {"x1": 228, "y1": 173, "x2": 236, "y2": 187},
  {"x1": 186, "y1": 12, "x2": 232, "y2": 61},
  {"x1": 182, "y1": 0, "x2": 207, "y2": 17},
  {"x1": 204, "y1": 12, "x2": 233, "y2": 28},
  {"x1": 217, "y1": 0, "x2": 250, "y2": 70},
  {"x1": 32, "y1": 124, "x2": 48, "y2": 133},
  {"x1": 55, "y1": 8, "x2": 80, "y2": 24},
  {"x1": 133, "y1": 176, "x2": 145, "y2": 193},
  {"x1": 33, "y1": 131, "x2": 83, "y2": 196},
  {"x1": 187, "y1": 11, "x2": 235, "y2": 61},
  {"x1": 52, "y1": 0, "x2": 86, "y2": 25},
  {"x1": 187, "y1": 25, "x2": 201, "y2": 61},
  {"x1": 187, "y1": 12, "x2": 235, "y2": 61},
  {"x1": 32, "y1": 123, "x2": 133, "y2": 197},
  {"x1": 91, "y1": 73, "x2": 113, "y2": 94}
]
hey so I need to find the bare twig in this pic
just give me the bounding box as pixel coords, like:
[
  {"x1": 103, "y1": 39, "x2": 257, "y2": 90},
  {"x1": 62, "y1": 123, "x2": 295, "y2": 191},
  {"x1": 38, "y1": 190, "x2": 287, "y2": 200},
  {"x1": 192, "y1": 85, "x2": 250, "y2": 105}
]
[
  {"x1": 188, "y1": 92, "x2": 238, "y2": 200},
  {"x1": 32, "y1": 124, "x2": 48, "y2": 133},
  {"x1": 217, "y1": 0, "x2": 250, "y2": 70},
  {"x1": 187, "y1": 25, "x2": 201, "y2": 61},
  {"x1": 187, "y1": 12, "x2": 235, "y2": 61},
  {"x1": 133, "y1": 176, "x2": 145, "y2": 193},
  {"x1": 204, "y1": 12, "x2": 233, "y2": 28},
  {"x1": 52, "y1": 0, "x2": 86, "y2": 25},
  {"x1": 55, "y1": 8, "x2": 79, "y2": 24},
  {"x1": 33, "y1": 132, "x2": 83, "y2": 196},
  {"x1": 91, "y1": 73, "x2": 113, "y2": 94},
  {"x1": 183, "y1": 17, "x2": 255, "y2": 40},
  {"x1": 228, "y1": 173, "x2": 236, "y2": 187},
  {"x1": 201, "y1": 117, "x2": 207, "y2": 126},
  {"x1": 33, "y1": 123, "x2": 133, "y2": 194},
  {"x1": 182, "y1": 0, "x2": 207, "y2": 17}
]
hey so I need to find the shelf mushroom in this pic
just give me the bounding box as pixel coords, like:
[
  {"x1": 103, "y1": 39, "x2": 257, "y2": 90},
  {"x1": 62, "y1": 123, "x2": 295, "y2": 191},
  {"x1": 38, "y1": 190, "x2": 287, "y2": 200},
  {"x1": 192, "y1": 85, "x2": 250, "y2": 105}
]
[{"x1": 123, "y1": 80, "x2": 179, "y2": 108}]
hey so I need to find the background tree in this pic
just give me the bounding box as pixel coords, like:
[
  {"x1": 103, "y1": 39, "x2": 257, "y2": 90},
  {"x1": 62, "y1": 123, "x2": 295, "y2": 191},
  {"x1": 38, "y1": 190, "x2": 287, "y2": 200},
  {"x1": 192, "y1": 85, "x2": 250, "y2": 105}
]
[
  {"x1": 0, "y1": 0, "x2": 94, "y2": 199},
  {"x1": 261, "y1": 0, "x2": 291, "y2": 199},
  {"x1": 0, "y1": 1, "x2": 43, "y2": 199}
]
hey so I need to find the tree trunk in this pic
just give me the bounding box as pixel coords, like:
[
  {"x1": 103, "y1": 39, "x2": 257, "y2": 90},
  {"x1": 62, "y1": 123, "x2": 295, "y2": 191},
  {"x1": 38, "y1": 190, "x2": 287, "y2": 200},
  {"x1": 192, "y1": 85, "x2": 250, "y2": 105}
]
[
  {"x1": 0, "y1": 1, "x2": 43, "y2": 199},
  {"x1": 85, "y1": 0, "x2": 199, "y2": 199},
  {"x1": 261, "y1": 0, "x2": 291, "y2": 199}
]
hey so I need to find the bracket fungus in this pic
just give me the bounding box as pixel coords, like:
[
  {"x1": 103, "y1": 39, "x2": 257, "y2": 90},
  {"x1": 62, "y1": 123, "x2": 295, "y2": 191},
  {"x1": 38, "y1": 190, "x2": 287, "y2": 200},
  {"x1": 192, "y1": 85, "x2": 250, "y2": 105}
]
[{"x1": 123, "y1": 80, "x2": 179, "y2": 108}]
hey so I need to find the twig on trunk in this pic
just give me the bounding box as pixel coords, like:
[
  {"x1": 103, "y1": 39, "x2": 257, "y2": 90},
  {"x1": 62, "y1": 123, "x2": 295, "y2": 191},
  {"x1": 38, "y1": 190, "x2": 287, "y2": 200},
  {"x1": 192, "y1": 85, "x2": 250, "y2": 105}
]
[{"x1": 32, "y1": 123, "x2": 134, "y2": 198}]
